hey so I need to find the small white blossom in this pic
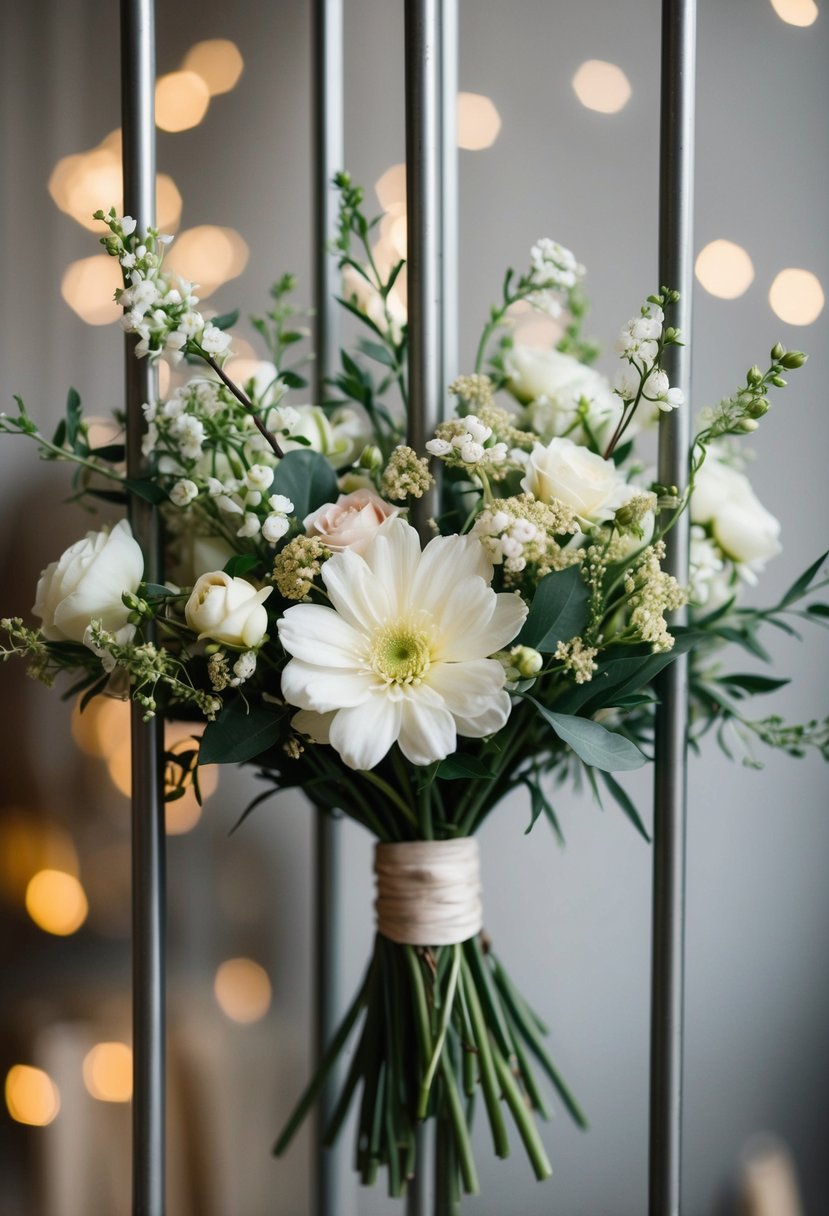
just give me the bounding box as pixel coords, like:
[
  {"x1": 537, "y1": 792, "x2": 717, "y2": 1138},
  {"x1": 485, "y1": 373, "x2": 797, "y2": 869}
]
[
  {"x1": 460, "y1": 440, "x2": 485, "y2": 464},
  {"x1": 230, "y1": 651, "x2": 257, "y2": 685},
  {"x1": 262, "y1": 513, "x2": 291, "y2": 544},
  {"x1": 216, "y1": 494, "x2": 244, "y2": 516},
  {"x1": 200, "y1": 324, "x2": 232, "y2": 355},
  {"x1": 426, "y1": 438, "x2": 452, "y2": 457},
  {"x1": 237, "y1": 513, "x2": 261, "y2": 538},
  {"x1": 120, "y1": 215, "x2": 137, "y2": 236},
  {"x1": 268, "y1": 493, "x2": 295, "y2": 514},
  {"x1": 169, "y1": 479, "x2": 199, "y2": 507},
  {"x1": 246, "y1": 464, "x2": 275, "y2": 492}
]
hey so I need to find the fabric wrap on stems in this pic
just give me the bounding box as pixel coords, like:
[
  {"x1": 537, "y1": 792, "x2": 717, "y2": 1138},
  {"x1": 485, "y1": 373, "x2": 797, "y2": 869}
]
[{"x1": 374, "y1": 838, "x2": 483, "y2": 946}]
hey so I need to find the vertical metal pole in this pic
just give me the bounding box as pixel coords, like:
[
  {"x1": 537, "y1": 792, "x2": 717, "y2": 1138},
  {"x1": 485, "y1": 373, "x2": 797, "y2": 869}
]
[
  {"x1": 311, "y1": 7, "x2": 344, "y2": 1213},
  {"x1": 405, "y1": 3, "x2": 454, "y2": 1213},
  {"x1": 406, "y1": 0, "x2": 444, "y2": 540},
  {"x1": 121, "y1": 3, "x2": 165, "y2": 1214},
  {"x1": 649, "y1": 2, "x2": 696, "y2": 1214}
]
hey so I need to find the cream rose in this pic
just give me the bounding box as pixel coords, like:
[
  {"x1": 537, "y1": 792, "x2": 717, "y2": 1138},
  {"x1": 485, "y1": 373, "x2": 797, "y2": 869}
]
[
  {"x1": 282, "y1": 405, "x2": 372, "y2": 471},
  {"x1": 520, "y1": 436, "x2": 634, "y2": 525},
  {"x1": 504, "y1": 346, "x2": 623, "y2": 444},
  {"x1": 691, "y1": 457, "x2": 781, "y2": 580},
  {"x1": 304, "y1": 489, "x2": 399, "y2": 555},
  {"x1": 185, "y1": 572, "x2": 273, "y2": 648},
  {"x1": 33, "y1": 519, "x2": 144, "y2": 643}
]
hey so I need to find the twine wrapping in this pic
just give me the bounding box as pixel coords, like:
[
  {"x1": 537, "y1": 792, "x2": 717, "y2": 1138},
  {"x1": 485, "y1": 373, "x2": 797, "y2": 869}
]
[{"x1": 374, "y1": 838, "x2": 483, "y2": 946}]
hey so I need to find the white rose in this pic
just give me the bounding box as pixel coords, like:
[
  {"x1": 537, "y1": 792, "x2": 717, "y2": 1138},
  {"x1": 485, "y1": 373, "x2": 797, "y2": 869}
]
[
  {"x1": 504, "y1": 346, "x2": 623, "y2": 444},
  {"x1": 283, "y1": 405, "x2": 372, "y2": 471},
  {"x1": 185, "y1": 573, "x2": 273, "y2": 648},
  {"x1": 691, "y1": 457, "x2": 781, "y2": 579},
  {"x1": 304, "y1": 489, "x2": 400, "y2": 555},
  {"x1": 33, "y1": 520, "x2": 144, "y2": 643},
  {"x1": 520, "y1": 437, "x2": 634, "y2": 525}
]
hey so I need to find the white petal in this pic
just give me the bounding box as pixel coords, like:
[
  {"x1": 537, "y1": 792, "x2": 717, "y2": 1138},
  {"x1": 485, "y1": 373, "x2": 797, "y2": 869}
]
[
  {"x1": 411, "y1": 533, "x2": 491, "y2": 616},
  {"x1": 277, "y1": 604, "x2": 367, "y2": 668},
  {"x1": 445, "y1": 591, "x2": 527, "y2": 660},
  {"x1": 430, "y1": 577, "x2": 497, "y2": 661},
  {"x1": 292, "y1": 709, "x2": 335, "y2": 743},
  {"x1": 425, "y1": 659, "x2": 506, "y2": 717},
  {"x1": 321, "y1": 548, "x2": 392, "y2": 632},
  {"x1": 361, "y1": 518, "x2": 421, "y2": 617},
  {"x1": 398, "y1": 692, "x2": 457, "y2": 766},
  {"x1": 453, "y1": 691, "x2": 512, "y2": 738},
  {"x1": 329, "y1": 696, "x2": 402, "y2": 770},
  {"x1": 281, "y1": 660, "x2": 373, "y2": 713}
]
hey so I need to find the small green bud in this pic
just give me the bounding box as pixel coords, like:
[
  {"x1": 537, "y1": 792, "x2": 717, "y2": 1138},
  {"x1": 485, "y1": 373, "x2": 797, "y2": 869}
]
[
  {"x1": 779, "y1": 350, "x2": 807, "y2": 369},
  {"x1": 746, "y1": 365, "x2": 763, "y2": 387},
  {"x1": 358, "y1": 444, "x2": 382, "y2": 471},
  {"x1": 509, "y1": 645, "x2": 543, "y2": 679},
  {"x1": 770, "y1": 342, "x2": 785, "y2": 361},
  {"x1": 747, "y1": 398, "x2": 770, "y2": 419},
  {"x1": 770, "y1": 376, "x2": 786, "y2": 388}
]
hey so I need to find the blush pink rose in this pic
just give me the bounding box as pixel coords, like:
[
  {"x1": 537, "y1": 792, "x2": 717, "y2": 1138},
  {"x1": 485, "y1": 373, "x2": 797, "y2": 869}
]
[{"x1": 303, "y1": 489, "x2": 399, "y2": 555}]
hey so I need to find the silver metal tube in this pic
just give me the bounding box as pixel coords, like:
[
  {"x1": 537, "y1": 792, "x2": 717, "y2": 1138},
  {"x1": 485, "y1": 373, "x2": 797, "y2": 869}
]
[
  {"x1": 440, "y1": 0, "x2": 459, "y2": 389},
  {"x1": 649, "y1": 1, "x2": 696, "y2": 1212},
  {"x1": 406, "y1": 0, "x2": 443, "y2": 538},
  {"x1": 120, "y1": 2, "x2": 165, "y2": 1213},
  {"x1": 311, "y1": 13, "x2": 345, "y2": 1214}
]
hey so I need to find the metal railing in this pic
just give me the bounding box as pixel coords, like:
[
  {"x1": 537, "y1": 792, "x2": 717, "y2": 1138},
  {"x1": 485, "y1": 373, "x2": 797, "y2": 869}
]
[{"x1": 120, "y1": 2, "x2": 694, "y2": 1212}]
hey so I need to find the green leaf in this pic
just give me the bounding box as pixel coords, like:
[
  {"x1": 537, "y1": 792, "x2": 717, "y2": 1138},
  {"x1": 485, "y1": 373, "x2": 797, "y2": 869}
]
[
  {"x1": 52, "y1": 419, "x2": 67, "y2": 448},
  {"x1": 599, "y1": 771, "x2": 650, "y2": 842},
  {"x1": 518, "y1": 566, "x2": 588, "y2": 653},
  {"x1": 210, "y1": 309, "x2": 239, "y2": 331},
  {"x1": 778, "y1": 549, "x2": 829, "y2": 608},
  {"x1": 88, "y1": 443, "x2": 125, "y2": 463},
  {"x1": 555, "y1": 631, "x2": 697, "y2": 716},
  {"x1": 527, "y1": 698, "x2": 647, "y2": 771},
  {"x1": 279, "y1": 370, "x2": 307, "y2": 389},
  {"x1": 223, "y1": 554, "x2": 259, "y2": 578},
  {"x1": 722, "y1": 673, "x2": 791, "y2": 695},
  {"x1": 436, "y1": 754, "x2": 495, "y2": 781},
  {"x1": 140, "y1": 582, "x2": 177, "y2": 599},
  {"x1": 199, "y1": 700, "x2": 286, "y2": 765},
  {"x1": 524, "y1": 778, "x2": 564, "y2": 843},
  {"x1": 66, "y1": 388, "x2": 82, "y2": 449},
  {"x1": 271, "y1": 449, "x2": 338, "y2": 520},
  {"x1": 124, "y1": 477, "x2": 169, "y2": 505},
  {"x1": 806, "y1": 602, "x2": 829, "y2": 619},
  {"x1": 358, "y1": 338, "x2": 396, "y2": 368}
]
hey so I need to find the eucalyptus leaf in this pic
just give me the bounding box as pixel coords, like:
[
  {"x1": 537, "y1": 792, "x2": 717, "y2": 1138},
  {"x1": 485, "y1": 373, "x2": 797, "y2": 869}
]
[
  {"x1": 527, "y1": 698, "x2": 647, "y2": 771},
  {"x1": 199, "y1": 700, "x2": 286, "y2": 765},
  {"x1": 555, "y1": 631, "x2": 697, "y2": 716},
  {"x1": 436, "y1": 754, "x2": 495, "y2": 781},
  {"x1": 223, "y1": 554, "x2": 259, "y2": 578},
  {"x1": 124, "y1": 477, "x2": 168, "y2": 505},
  {"x1": 518, "y1": 566, "x2": 588, "y2": 653},
  {"x1": 271, "y1": 449, "x2": 338, "y2": 520},
  {"x1": 778, "y1": 549, "x2": 829, "y2": 608},
  {"x1": 599, "y1": 771, "x2": 650, "y2": 842},
  {"x1": 210, "y1": 309, "x2": 239, "y2": 331}
]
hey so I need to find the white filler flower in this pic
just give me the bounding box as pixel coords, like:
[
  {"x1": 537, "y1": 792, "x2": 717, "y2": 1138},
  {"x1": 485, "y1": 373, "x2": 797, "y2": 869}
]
[{"x1": 277, "y1": 518, "x2": 528, "y2": 770}]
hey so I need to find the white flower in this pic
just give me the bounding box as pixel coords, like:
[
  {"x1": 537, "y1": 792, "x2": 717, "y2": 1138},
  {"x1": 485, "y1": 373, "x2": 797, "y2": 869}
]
[
  {"x1": 231, "y1": 651, "x2": 257, "y2": 685},
  {"x1": 283, "y1": 405, "x2": 372, "y2": 471},
  {"x1": 33, "y1": 520, "x2": 144, "y2": 644},
  {"x1": 689, "y1": 525, "x2": 733, "y2": 611},
  {"x1": 200, "y1": 323, "x2": 232, "y2": 355},
  {"x1": 426, "y1": 438, "x2": 452, "y2": 457},
  {"x1": 691, "y1": 455, "x2": 781, "y2": 582},
  {"x1": 520, "y1": 436, "x2": 634, "y2": 525},
  {"x1": 185, "y1": 572, "x2": 272, "y2": 648},
  {"x1": 237, "y1": 513, "x2": 261, "y2": 539},
  {"x1": 277, "y1": 518, "x2": 528, "y2": 770},
  {"x1": 120, "y1": 215, "x2": 137, "y2": 236},
  {"x1": 460, "y1": 440, "x2": 485, "y2": 464},
  {"x1": 169, "y1": 479, "x2": 198, "y2": 507},
  {"x1": 505, "y1": 346, "x2": 624, "y2": 445},
  {"x1": 262, "y1": 513, "x2": 291, "y2": 544},
  {"x1": 268, "y1": 494, "x2": 294, "y2": 514},
  {"x1": 246, "y1": 464, "x2": 275, "y2": 492},
  {"x1": 304, "y1": 489, "x2": 400, "y2": 555}
]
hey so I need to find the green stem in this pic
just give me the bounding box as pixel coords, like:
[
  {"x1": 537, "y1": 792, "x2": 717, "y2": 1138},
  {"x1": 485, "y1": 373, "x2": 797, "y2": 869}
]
[
  {"x1": 360, "y1": 769, "x2": 419, "y2": 830},
  {"x1": 439, "y1": 1049, "x2": 480, "y2": 1194},
  {"x1": 461, "y1": 957, "x2": 510, "y2": 1159},
  {"x1": 491, "y1": 1046, "x2": 553, "y2": 1181},
  {"x1": 417, "y1": 944, "x2": 461, "y2": 1118}
]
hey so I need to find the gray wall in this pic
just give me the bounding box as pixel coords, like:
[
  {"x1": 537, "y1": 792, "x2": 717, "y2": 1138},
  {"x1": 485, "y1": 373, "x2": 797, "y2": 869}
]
[{"x1": 1, "y1": 2, "x2": 827, "y2": 1213}]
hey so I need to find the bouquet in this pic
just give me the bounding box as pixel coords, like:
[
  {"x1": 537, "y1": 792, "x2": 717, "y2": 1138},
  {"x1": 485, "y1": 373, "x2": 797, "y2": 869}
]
[{"x1": 2, "y1": 179, "x2": 827, "y2": 1207}]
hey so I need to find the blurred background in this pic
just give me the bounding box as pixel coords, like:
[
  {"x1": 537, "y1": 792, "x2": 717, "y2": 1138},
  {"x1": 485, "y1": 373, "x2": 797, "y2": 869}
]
[{"x1": 0, "y1": 1, "x2": 827, "y2": 1213}]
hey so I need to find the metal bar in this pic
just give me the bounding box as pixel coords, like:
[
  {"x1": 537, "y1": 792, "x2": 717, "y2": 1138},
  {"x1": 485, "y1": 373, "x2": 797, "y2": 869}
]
[
  {"x1": 310, "y1": 6, "x2": 344, "y2": 1214},
  {"x1": 649, "y1": 2, "x2": 696, "y2": 1213},
  {"x1": 310, "y1": 7, "x2": 345, "y2": 1213},
  {"x1": 120, "y1": 3, "x2": 166, "y2": 1213},
  {"x1": 406, "y1": 0, "x2": 443, "y2": 538},
  {"x1": 440, "y1": 0, "x2": 458, "y2": 390}
]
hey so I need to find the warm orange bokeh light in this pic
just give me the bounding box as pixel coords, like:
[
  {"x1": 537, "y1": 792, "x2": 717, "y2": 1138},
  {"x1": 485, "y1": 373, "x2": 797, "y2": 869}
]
[
  {"x1": 0, "y1": 814, "x2": 79, "y2": 904},
  {"x1": 164, "y1": 225, "x2": 249, "y2": 298},
  {"x1": 82, "y1": 1042, "x2": 133, "y2": 1102},
  {"x1": 61, "y1": 256, "x2": 123, "y2": 326},
  {"x1": 214, "y1": 958, "x2": 272, "y2": 1024},
  {"x1": 25, "y1": 870, "x2": 88, "y2": 936},
  {"x1": 457, "y1": 92, "x2": 502, "y2": 150},
  {"x1": 5, "y1": 1066, "x2": 60, "y2": 1126},
  {"x1": 182, "y1": 39, "x2": 244, "y2": 96},
  {"x1": 769, "y1": 268, "x2": 825, "y2": 325},
  {"x1": 572, "y1": 60, "x2": 632, "y2": 114},
  {"x1": 695, "y1": 239, "x2": 755, "y2": 300},
  {"x1": 155, "y1": 71, "x2": 211, "y2": 133}
]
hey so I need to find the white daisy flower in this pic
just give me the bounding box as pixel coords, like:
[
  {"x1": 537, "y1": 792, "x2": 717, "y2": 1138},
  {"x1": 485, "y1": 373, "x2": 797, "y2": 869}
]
[{"x1": 277, "y1": 518, "x2": 528, "y2": 770}]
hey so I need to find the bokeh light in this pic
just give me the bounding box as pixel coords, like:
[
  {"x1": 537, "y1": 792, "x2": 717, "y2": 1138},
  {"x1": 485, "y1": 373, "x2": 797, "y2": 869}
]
[
  {"x1": 155, "y1": 71, "x2": 211, "y2": 133},
  {"x1": 60, "y1": 256, "x2": 123, "y2": 326},
  {"x1": 25, "y1": 870, "x2": 88, "y2": 936},
  {"x1": 769, "y1": 267, "x2": 825, "y2": 325},
  {"x1": 695, "y1": 239, "x2": 755, "y2": 300},
  {"x1": 214, "y1": 958, "x2": 272, "y2": 1024},
  {"x1": 0, "y1": 814, "x2": 79, "y2": 904},
  {"x1": 164, "y1": 225, "x2": 249, "y2": 297},
  {"x1": 457, "y1": 92, "x2": 502, "y2": 150},
  {"x1": 49, "y1": 133, "x2": 181, "y2": 234},
  {"x1": 182, "y1": 39, "x2": 244, "y2": 95},
  {"x1": 375, "y1": 163, "x2": 406, "y2": 213},
  {"x1": 572, "y1": 60, "x2": 632, "y2": 114},
  {"x1": 83, "y1": 1042, "x2": 133, "y2": 1102},
  {"x1": 769, "y1": 0, "x2": 819, "y2": 26},
  {"x1": 5, "y1": 1066, "x2": 60, "y2": 1126}
]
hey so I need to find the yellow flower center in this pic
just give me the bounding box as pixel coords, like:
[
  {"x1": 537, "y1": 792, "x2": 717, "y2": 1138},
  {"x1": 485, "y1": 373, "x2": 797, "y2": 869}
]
[{"x1": 369, "y1": 624, "x2": 432, "y2": 686}]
